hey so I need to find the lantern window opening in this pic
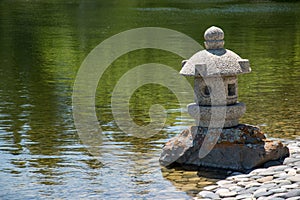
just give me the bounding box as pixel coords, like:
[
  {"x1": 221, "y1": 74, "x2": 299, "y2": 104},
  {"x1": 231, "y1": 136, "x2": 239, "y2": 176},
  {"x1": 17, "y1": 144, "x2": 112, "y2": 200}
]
[
  {"x1": 228, "y1": 83, "x2": 236, "y2": 96},
  {"x1": 204, "y1": 85, "x2": 211, "y2": 96}
]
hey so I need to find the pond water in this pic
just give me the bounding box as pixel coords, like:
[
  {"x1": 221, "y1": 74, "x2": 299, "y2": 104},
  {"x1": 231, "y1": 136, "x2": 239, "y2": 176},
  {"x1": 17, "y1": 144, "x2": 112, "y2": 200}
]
[{"x1": 0, "y1": 0, "x2": 299, "y2": 199}]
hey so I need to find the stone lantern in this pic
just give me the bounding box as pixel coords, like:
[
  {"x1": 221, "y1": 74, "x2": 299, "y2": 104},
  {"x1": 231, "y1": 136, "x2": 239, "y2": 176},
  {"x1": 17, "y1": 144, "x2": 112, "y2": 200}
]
[
  {"x1": 180, "y1": 26, "x2": 250, "y2": 128},
  {"x1": 159, "y1": 26, "x2": 289, "y2": 172}
]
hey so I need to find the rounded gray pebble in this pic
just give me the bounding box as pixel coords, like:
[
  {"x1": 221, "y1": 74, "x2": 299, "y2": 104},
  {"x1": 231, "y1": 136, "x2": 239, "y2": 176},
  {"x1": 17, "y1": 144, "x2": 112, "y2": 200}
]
[
  {"x1": 245, "y1": 182, "x2": 262, "y2": 188},
  {"x1": 287, "y1": 174, "x2": 300, "y2": 182},
  {"x1": 198, "y1": 191, "x2": 220, "y2": 199},
  {"x1": 284, "y1": 189, "x2": 300, "y2": 198},
  {"x1": 219, "y1": 191, "x2": 237, "y2": 198},
  {"x1": 282, "y1": 184, "x2": 299, "y2": 189},
  {"x1": 229, "y1": 185, "x2": 243, "y2": 192},
  {"x1": 235, "y1": 193, "x2": 253, "y2": 199},
  {"x1": 269, "y1": 165, "x2": 289, "y2": 171},
  {"x1": 215, "y1": 188, "x2": 229, "y2": 194},
  {"x1": 276, "y1": 180, "x2": 292, "y2": 186},
  {"x1": 203, "y1": 185, "x2": 218, "y2": 191},
  {"x1": 269, "y1": 187, "x2": 287, "y2": 193}
]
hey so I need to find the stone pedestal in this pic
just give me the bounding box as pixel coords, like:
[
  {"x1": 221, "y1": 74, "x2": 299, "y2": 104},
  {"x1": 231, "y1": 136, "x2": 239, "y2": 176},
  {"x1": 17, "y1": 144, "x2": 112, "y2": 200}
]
[
  {"x1": 159, "y1": 124, "x2": 289, "y2": 172},
  {"x1": 188, "y1": 102, "x2": 246, "y2": 128}
]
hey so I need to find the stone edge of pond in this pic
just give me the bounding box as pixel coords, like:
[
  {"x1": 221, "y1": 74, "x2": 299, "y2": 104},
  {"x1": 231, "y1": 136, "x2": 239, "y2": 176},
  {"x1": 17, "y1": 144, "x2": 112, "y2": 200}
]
[{"x1": 194, "y1": 137, "x2": 300, "y2": 200}]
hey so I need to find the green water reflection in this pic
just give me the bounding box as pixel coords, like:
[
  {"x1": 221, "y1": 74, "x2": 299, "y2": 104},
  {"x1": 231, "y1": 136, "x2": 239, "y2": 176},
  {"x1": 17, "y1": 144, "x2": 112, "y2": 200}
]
[{"x1": 0, "y1": 0, "x2": 299, "y2": 199}]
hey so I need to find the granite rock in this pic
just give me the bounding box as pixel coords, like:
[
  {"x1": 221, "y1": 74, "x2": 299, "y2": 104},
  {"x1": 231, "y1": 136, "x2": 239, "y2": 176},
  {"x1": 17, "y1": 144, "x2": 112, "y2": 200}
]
[{"x1": 159, "y1": 124, "x2": 289, "y2": 171}]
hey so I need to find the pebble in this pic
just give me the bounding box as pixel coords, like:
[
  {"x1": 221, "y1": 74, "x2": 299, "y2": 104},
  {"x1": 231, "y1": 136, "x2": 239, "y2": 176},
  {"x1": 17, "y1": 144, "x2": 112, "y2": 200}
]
[
  {"x1": 198, "y1": 191, "x2": 220, "y2": 199},
  {"x1": 217, "y1": 180, "x2": 232, "y2": 186},
  {"x1": 287, "y1": 169, "x2": 297, "y2": 176},
  {"x1": 195, "y1": 139, "x2": 300, "y2": 200},
  {"x1": 203, "y1": 185, "x2": 218, "y2": 191},
  {"x1": 228, "y1": 185, "x2": 243, "y2": 192},
  {"x1": 245, "y1": 182, "x2": 261, "y2": 188},
  {"x1": 273, "y1": 172, "x2": 288, "y2": 179},
  {"x1": 276, "y1": 180, "x2": 292, "y2": 186},
  {"x1": 269, "y1": 188, "x2": 287, "y2": 193},
  {"x1": 269, "y1": 165, "x2": 289, "y2": 171},
  {"x1": 215, "y1": 188, "x2": 230, "y2": 195},
  {"x1": 284, "y1": 189, "x2": 300, "y2": 198},
  {"x1": 219, "y1": 191, "x2": 237, "y2": 198},
  {"x1": 257, "y1": 175, "x2": 273, "y2": 183},
  {"x1": 288, "y1": 174, "x2": 300, "y2": 183},
  {"x1": 294, "y1": 161, "x2": 300, "y2": 166},
  {"x1": 282, "y1": 184, "x2": 299, "y2": 189}
]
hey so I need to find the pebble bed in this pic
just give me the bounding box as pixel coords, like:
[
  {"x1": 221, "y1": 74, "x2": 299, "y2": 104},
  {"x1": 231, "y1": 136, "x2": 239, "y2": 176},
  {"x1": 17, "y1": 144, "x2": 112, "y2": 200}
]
[{"x1": 195, "y1": 138, "x2": 300, "y2": 200}]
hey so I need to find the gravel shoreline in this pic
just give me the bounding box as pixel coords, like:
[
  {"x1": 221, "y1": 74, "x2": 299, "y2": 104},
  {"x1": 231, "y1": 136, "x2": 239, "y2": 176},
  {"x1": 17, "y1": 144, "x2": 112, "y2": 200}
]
[{"x1": 195, "y1": 137, "x2": 300, "y2": 200}]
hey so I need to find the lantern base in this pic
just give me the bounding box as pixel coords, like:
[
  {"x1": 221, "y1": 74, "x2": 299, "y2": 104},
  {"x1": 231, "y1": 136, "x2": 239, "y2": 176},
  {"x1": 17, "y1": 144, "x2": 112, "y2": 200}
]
[{"x1": 187, "y1": 102, "x2": 246, "y2": 128}]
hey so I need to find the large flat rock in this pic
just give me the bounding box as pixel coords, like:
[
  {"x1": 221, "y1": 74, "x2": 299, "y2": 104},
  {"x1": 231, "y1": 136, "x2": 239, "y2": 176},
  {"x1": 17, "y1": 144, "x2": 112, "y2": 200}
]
[{"x1": 159, "y1": 124, "x2": 289, "y2": 172}]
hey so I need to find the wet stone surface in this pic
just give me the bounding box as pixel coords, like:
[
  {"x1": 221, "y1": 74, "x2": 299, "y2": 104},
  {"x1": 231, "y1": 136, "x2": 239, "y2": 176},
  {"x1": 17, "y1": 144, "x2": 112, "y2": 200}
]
[
  {"x1": 160, "y1": 125, "x2": 289, "y2": 171},
  {"x1": 194, "y1": 138, "x2": 300, "y2": 200}
]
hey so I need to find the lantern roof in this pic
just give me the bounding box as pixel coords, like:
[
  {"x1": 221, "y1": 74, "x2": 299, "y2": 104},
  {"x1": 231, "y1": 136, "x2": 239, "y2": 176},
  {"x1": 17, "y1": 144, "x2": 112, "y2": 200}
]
[{"x1": 180, "y1": 26, "x2": 251, "y2": 77}]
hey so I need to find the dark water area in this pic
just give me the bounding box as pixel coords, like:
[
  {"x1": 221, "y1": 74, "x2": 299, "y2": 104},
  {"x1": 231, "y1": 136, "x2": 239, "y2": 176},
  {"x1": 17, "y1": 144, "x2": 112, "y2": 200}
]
[{"x1": 0, "y1": 0, "x2": 299, "y2": 199}]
